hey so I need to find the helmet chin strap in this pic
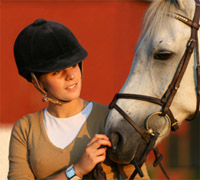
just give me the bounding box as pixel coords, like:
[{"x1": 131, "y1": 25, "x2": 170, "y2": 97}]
[{"x1": 30, "y1": 73, "x2": 62, "y2": 105}]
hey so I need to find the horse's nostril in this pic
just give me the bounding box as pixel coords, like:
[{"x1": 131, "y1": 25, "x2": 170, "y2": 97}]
[{"x1": 111, "y1": 132, "x2": 122, "y2": 153}]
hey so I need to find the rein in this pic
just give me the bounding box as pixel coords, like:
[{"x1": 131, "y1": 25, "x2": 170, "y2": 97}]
[{"x1": 108, "y1": 1, "x2": 200, "y2": 179}]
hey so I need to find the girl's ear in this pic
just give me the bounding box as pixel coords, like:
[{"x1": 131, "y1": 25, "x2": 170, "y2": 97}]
[{"x1": 31, "y1": 72, "x2": 47, "y2": 94}]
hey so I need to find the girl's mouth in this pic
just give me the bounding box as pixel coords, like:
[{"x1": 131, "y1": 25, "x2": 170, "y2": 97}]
[{"x1": 66, "y1": 83, "x2": 78, "y2": 90}]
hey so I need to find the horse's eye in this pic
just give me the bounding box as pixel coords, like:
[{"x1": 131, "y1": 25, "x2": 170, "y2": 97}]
[{"x1": 154, "y1": 50, "x2": 173, "y2": 60}]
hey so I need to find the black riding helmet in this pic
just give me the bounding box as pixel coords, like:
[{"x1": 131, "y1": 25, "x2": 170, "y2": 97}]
[
  {"x1": 14, "y1": 18, "x2": 88, "y2": 82},
  {"x1": 14, "y1": 18, "x2": 88, "y2": 105}
]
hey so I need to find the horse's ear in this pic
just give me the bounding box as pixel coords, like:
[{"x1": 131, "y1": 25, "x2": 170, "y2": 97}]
[
  {"x1": 172, "y1": 0, "x2": 195, "y2": 15},
  {"x1": 173, "y1": 0, "x2": 187, "y2": 9}
]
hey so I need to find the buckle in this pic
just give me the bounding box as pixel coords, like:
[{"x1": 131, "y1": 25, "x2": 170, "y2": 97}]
[{"x1": 187, "y1": 39, "x2": 196, "y2": 47}]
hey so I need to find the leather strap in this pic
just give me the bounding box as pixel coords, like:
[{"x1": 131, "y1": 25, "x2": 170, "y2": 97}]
[
  {"x1": 163, "y1": 2, "x2": 200, "y2": 120},
  {"x1": 30, "y1": 73, "x2": 62, "y2": 105},
  {"x1": 109, "y1": 93, "x2": 179, "y2": 132},
  {"x1": 129, "y1": 133, "x2": 159, "y2": 180}
]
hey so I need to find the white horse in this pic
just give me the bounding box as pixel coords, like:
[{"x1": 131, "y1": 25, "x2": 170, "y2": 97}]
[{"x1": 105, "y1": 0, "x2": 200, "y2": 172}]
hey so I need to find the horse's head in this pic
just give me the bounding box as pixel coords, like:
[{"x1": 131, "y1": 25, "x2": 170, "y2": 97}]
[{"x1": 105, "y1": 0, "x2": 199, "y2": 165}]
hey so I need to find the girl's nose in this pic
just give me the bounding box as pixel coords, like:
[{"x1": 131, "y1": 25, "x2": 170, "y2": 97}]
[{"x1": 64, "y1": 67, "x2": 75, "y2": 80}]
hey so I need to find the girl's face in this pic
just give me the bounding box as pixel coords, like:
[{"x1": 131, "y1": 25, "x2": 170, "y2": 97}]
[{"x1": 39, "y1": 64, "x2": 82, "y2": 103}]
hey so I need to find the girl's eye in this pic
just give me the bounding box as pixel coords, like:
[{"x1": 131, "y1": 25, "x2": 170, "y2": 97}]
[
  {"x1": 52, "y1": 71, "x2": 60, "y2": 75},
  {"x1": 72, "y1": 64, "x2": 78, "y2": 68}
]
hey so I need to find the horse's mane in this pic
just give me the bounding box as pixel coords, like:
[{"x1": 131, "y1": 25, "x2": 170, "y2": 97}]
[{"x1": 139, "y1": 0, "x2": 193, "y2": 40}]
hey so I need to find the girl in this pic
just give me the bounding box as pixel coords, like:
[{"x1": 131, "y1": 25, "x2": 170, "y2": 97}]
[{"x1": 8, "y1": 18, "x2": 149, "y2": 179}]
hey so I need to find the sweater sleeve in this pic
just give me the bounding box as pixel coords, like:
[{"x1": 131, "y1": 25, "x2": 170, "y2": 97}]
[{"x1": 8, "y1": 117, "x2": 35, "y2": 180}]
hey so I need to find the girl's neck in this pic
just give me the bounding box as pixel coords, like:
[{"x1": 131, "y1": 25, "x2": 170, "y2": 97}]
[{"x1": 47, "y1": 98, "x2": 86, "y2": 118}]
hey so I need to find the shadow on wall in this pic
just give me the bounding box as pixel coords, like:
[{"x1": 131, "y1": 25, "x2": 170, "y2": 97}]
[{"x1": 0, "y1": 125, "x2": 12, "y2": 180}]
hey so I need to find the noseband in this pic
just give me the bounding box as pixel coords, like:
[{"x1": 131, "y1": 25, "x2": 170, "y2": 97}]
[{"x1": 109, "y1": 1, "x2": 200, "y2": 179}]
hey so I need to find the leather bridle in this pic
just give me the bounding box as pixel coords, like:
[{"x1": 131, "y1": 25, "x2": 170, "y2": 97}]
[{"x1": 108, "y1": 1, "x2": 200, "y2": 179}]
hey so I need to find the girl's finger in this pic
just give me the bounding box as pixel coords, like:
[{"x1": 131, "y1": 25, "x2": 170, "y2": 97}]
[
  {"x1": 94, "y1": 147, "x2": 107, "y2": 157},
  {"x1": 87, "y1": 134, "x2": 110, "y2": 147},
  {"x1": 88, "y1": 139, "x2": 111, "y2": 150}
]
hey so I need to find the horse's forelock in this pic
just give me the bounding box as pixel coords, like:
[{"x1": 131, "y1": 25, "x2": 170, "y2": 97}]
[{"x1": 138, "y1": 0, "x2": 193, "y2": 42}]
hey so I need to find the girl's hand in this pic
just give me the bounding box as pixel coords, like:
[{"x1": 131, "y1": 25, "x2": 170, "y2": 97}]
[{"x1": 73, "y1": 134, "x2": 111, "y2": 178}]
